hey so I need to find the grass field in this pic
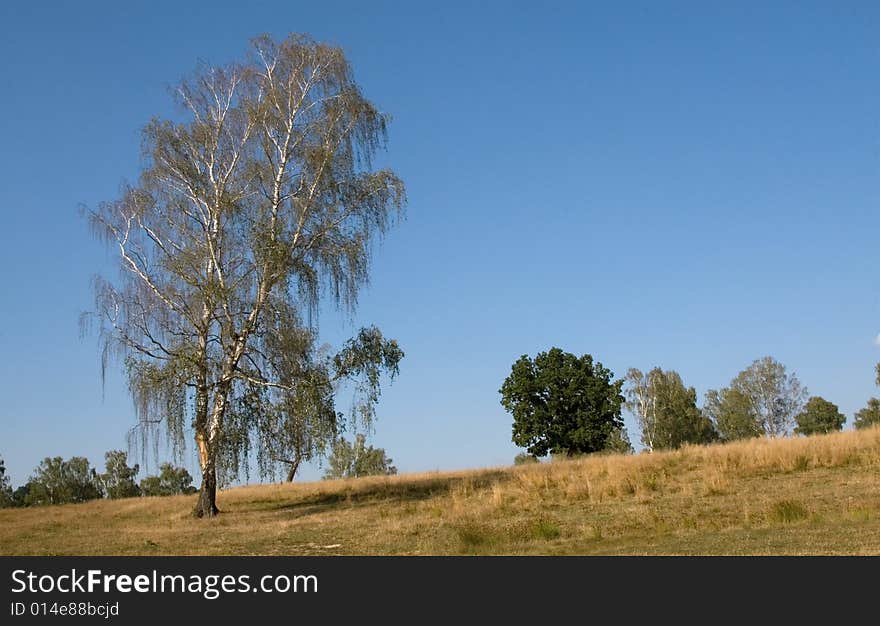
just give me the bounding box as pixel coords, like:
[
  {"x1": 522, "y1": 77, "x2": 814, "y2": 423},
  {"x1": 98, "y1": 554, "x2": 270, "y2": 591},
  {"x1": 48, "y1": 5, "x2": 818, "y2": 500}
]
[{"x1": 3, "y1": 426, "x2": 880, "y2": 555}]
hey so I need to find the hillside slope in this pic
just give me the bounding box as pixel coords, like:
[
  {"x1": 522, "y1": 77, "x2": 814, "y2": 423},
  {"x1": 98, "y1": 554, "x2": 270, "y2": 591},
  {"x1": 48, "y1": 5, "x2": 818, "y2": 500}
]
[{"x1": 3, "y1": 427, "x2": 880, "y2": 555}]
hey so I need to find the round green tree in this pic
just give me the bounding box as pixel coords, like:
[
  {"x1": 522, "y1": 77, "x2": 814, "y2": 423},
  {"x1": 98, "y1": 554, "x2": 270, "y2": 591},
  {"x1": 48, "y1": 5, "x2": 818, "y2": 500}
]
[
  {"x1": 794, "y1": 396, "x2": 845, "y2": 436},
  {"x1": 499, "y1": 348, "x2": 624, "y2": 457},
  {"x1": 854, "y1": 398, "x2": 880, "y2": 430}
]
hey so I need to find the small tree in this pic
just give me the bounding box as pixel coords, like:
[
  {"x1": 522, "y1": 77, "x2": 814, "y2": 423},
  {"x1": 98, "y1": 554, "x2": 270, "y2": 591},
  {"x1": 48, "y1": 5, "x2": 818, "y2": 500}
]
[
  {"x1": 323, "y1": 434, "x2": 397, "y2": 479},
  {"x1": 25, "y1": 457, "x2": 103, "y2": 506},
  {"x1": 500, "y1": 348, "x2": 624, "y2": 457},
  {"x1": 513, "y1": 452, "x2": 538, "y2": 465},
  {"x1": 257, "y1": 327, "x2": 403, "y2": 483},
  {"x1": 794, "y1": 396, "x2": 845, "y2": 436},
  {"x1": 140, "y1": 463, "x2": 197, "y2": 496},
  {"x1": 0, "y1": 456, "x2": 13, "y2": 508},
  {"x1": 99, "y1": 450, "x2": 140, "y2": 499},
  {"x1": 854, "y1": 398, "x2": 880, "y2": 430}
]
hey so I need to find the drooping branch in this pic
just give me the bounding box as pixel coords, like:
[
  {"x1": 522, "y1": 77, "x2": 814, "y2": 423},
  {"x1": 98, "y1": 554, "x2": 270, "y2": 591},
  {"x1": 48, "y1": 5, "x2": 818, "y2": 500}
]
[{"x1": 84, "y1": 32, "x2": 406, "y2": 517}]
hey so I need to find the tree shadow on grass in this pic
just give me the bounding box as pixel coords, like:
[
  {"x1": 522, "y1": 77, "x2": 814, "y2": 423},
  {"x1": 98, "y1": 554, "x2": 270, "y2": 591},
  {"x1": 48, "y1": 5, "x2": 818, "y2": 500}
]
[{"x1": 254, "y1": 470, "x2": 512, "y2": 520}]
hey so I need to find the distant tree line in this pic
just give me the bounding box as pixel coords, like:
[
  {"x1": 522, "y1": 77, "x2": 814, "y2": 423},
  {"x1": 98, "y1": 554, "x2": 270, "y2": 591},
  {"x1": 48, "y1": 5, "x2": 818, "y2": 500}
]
[
  {"x1": 501, "y1": 348, "x2": 880, "y2": 463},
  {"x1": 0, "y1": 450, "x2": 195, "y2": 508},
  {"x1": 1, "y1": 432, "x2": 403, "y2": 508}
]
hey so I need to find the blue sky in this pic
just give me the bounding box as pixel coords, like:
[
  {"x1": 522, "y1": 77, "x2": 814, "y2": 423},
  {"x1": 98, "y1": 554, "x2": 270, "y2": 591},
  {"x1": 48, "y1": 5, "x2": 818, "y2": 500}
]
[{"x1": 1, "y1": 1, "x2": 879, "y2": 486}]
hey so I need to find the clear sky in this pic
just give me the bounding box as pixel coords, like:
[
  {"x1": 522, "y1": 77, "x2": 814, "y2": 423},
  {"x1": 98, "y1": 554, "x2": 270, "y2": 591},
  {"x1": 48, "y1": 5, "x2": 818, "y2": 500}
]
[{"x1": 1, "y1": 1, "x2": 879, "y2": 487}]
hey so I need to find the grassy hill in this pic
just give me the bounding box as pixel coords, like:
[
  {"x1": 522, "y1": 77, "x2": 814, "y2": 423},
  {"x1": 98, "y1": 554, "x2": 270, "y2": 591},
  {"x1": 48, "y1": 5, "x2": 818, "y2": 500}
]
[{"x1": 3, "y1": 426, "x2": 880, "y2": 555}]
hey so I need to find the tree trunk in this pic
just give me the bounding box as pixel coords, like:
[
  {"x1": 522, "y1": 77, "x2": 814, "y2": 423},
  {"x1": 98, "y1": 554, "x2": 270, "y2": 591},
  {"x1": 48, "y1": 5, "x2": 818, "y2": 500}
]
[
  {"x1": 193, "y1": 460, "x2": 219, "y2": 518},
  {"x1": 193, "y1": 380, "x2": 230, "y2": 518},
  {"x1": 192, "y1": 429, "x2": 219, "y2": 516},
  {"x1": 192, "y1": 325, "x2": 214, "y2": 517},
  {"x1": 284, "y1": 454, "x2": 302, "y2": 482}
]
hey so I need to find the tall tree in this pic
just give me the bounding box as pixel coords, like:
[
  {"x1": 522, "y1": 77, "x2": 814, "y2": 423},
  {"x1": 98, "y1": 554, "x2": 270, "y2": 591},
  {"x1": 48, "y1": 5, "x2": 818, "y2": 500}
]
[
  {"x1": 853, "y1": 398, "x2": 880, "y2": 430},
  {"x1": 625, "y1": 367, "x2": 716, "y2": 451},
  {"x1": 323, "y1": 434, "x2": 397, "y2": 479},
  {"x1": 500, "y1": 348, "x2": 624, "y2": 457},
  {"x1": 99, "y1": 450, "x2": 141, "y2": 499},
  {"x1": 25, "y1": 457, "x2": 103, "y2": 506},
  {"x1": 794, "y1": 396, "x2": 845, "y2": 436},
  {"x1": 84, "y1": 34, "x2": 405, "y2": 516},
  {"x1": 705, "y1": 357, "x2": 806, "y2": 439},
  {"x1": 624, "y1": 368, "x2": 655, "y2": 450}
]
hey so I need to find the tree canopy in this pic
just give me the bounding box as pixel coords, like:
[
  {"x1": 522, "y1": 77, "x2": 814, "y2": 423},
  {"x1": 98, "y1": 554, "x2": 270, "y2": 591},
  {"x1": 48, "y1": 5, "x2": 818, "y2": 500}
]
[
  {"x1": 84, "y1": 33, "x2": 405, "y2": 516},
  {"x1": 99, "y1": 450, "x2": 141, "y2": 499},
  {"x1": 794, "y1": 396, "x2": 845, "y2": 436},
  {"x1": 703, "y1": 387, "x2": 761, "y2": 442},
  {"x1": 24, "y1": 457, "x2": 103, "y2": 506},
  {"x1": 624, "y1": 367, "x2": 717, "y2": 450},
  {"x1": 500, "y1": 348, "x2": 624, "y2": 457},
  {"x1": 853, "y1": 398, "x2": 880, "y2": 430},
  {"x1": 323, "y1": 434, "x2": 397, "y2": 479},
  {"x1": 704, "y1": 357, "x2": 806, "y2": 440},
  {"x1": 139, "y1": 463, "x2": 197, "y2": 497}
]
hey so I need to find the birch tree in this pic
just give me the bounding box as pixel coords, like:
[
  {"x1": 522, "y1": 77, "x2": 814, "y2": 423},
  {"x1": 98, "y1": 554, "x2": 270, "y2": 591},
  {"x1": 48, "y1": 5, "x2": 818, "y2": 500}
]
[
  {"x1": 323, "y1": 434, "x2": 397, "y2": 479},
  {"x1": 729, "y1": 357, "x2": 806, "y2": 438},
  {"x1": 705, "y1": 357, "x2": 806, "y2": 439},
  {"x1": 98, "y1": 450, "x2": 140, "y2": 499},
  {"x1": 625, "y1": 367, "x2": 716, "y2": 451},
  {"x1": 624, "y1": 368, "x2": 657, "y2": 450},
  {"x1": 85, "y1": 33, "x2": 406, "y2": 517}
]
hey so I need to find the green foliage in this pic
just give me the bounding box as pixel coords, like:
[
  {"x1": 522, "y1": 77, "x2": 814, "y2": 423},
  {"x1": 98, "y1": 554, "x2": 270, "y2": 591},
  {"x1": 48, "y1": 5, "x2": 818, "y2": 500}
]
[
  {"x1": 139, "y1": 463, "x2": 197, "y2": 497},
  {"x1": 500, "y1": 348, "x2": 624, "y2": 457},
  {"x1": 603, "y1": 426, "x2": 635, "y2": 455},
  {"x1": 703, "y1": 388, "x2": 761, "y2": 441},
  {"x1": 854, "y1": 398, "x2": 880, "y2": 430},
  {"x1": 513, "y1": 452, "x2": 539, "y2": 465},
  {"x1": 323, "y1": 434, "x2": 397, "y2": 479},
  {"x1": 138, "y1": 476, "x2": 163, "y2": 497},
  {"x1": 705, "y1": 357, "x2": 806, "y2": 440},
  {"x1": 734, "y1": 357, "x2": 806, "y2": 437},
  {"x1": 0, "y1": 456, "x2": 13, "y2": 508},
  {"x1": 85, "y1": 33, "x2": 406, "y2": 516},
  {"x1": 25, "y1": 457, "x2": 103, "y2": 506},
  {"x1": 11, "y1": 484, "x2": 31, "y2": 507},
  {"x1": 99, "y1": 450, "x2": 140, "y2": 499},
  {"x1": 794, "y1": 396, "x2": 845, "y2": 436},
  {"x1": 254, "y1": 325, "x2": 404, "y2": 482},
  {"x1": 625, "y1": 368, "x2": 717, "y2": 450}
]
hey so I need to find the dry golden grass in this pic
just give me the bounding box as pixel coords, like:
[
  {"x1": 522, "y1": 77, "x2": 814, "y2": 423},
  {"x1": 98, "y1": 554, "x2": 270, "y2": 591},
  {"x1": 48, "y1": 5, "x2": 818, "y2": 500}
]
[{"x1": 3, "y1": 426, "x2": 880, "y2": 555}]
